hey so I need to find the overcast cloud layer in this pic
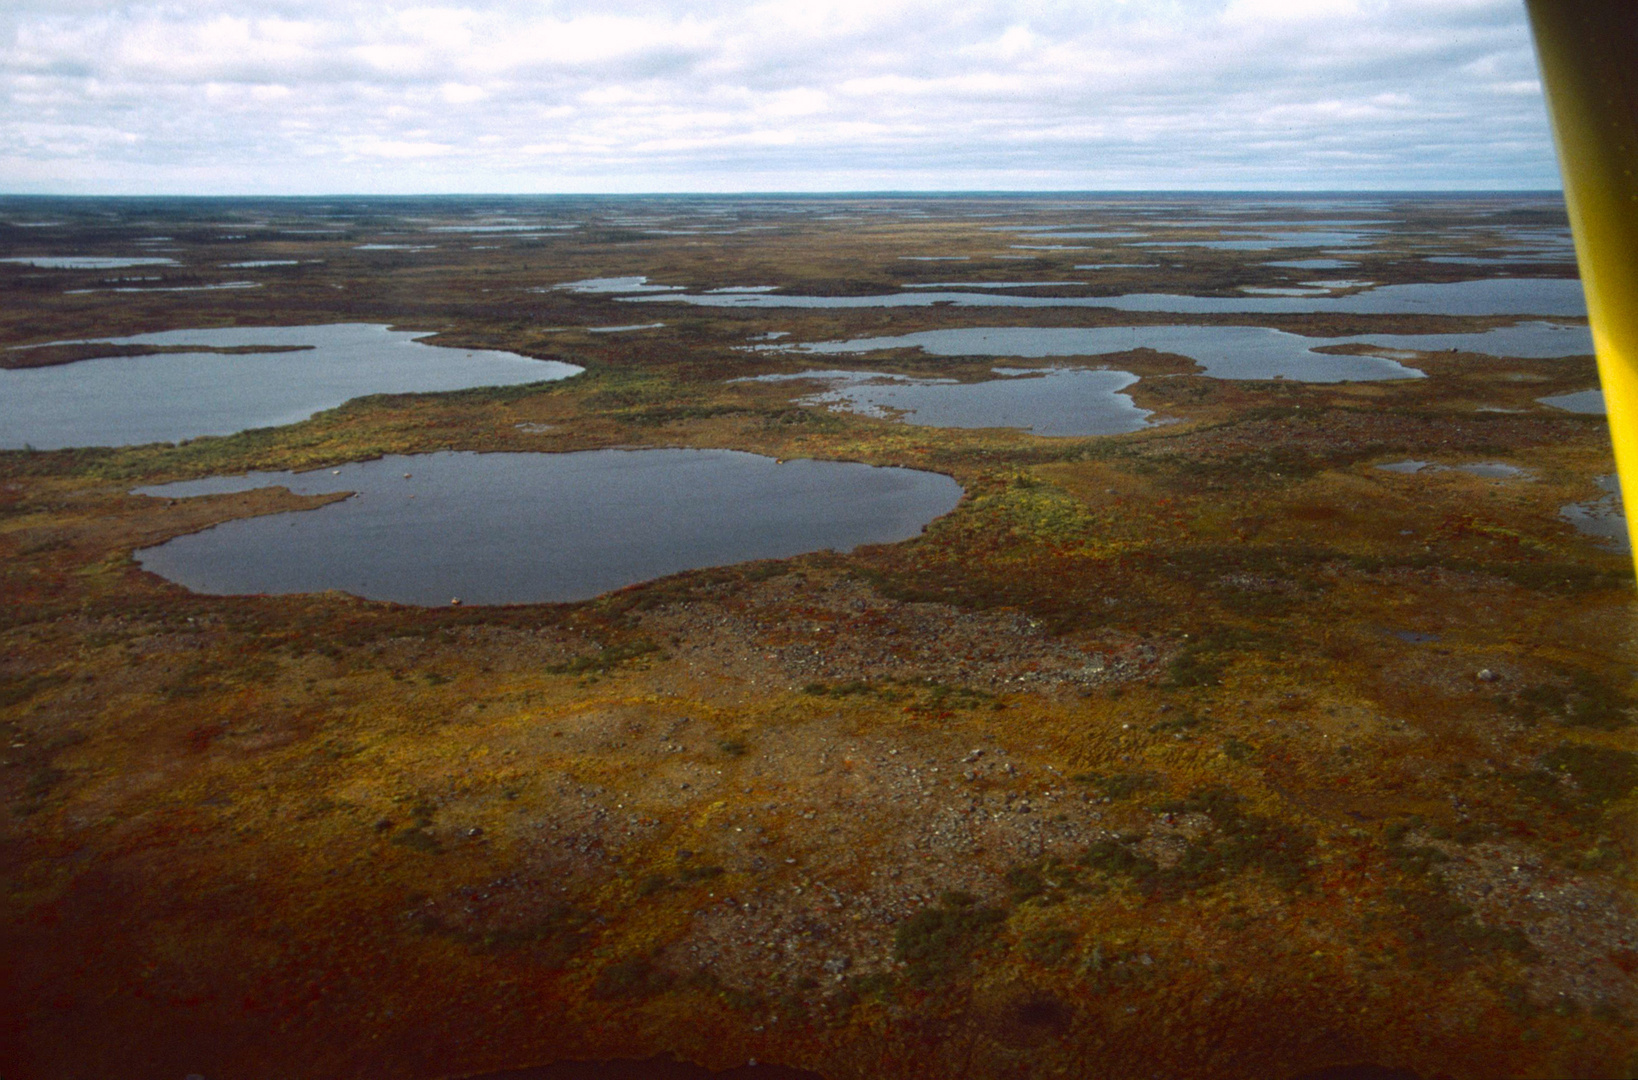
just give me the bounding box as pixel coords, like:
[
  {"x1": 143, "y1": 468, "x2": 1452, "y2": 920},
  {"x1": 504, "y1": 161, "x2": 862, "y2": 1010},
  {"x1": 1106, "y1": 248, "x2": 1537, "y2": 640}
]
[{"x1": 0, "y1": 0, "x2": 1559, "y2": 194}]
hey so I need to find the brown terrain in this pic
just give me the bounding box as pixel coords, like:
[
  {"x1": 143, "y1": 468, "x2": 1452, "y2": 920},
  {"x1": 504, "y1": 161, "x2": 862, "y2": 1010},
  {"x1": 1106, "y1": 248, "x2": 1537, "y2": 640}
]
[{"x1": 1, "y1": 194, "x2": 1634, "y2": 1080}]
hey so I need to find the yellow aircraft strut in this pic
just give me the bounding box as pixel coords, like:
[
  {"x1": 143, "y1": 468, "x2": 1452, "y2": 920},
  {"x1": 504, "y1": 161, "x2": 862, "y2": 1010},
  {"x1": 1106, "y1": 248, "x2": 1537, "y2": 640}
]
[{"x1": 1527, "y1": 1, "x2": 1638, "y2": 562}]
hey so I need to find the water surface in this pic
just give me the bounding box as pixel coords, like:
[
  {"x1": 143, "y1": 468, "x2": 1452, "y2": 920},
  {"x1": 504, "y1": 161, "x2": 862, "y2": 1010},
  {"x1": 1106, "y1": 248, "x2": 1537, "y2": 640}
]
[
  {"x1": 1377, "y1": 460, "x2": 1531, "y2": 479},
  {"x1": 742, "y1": 367, "x2": 1150, "y2": 436},
  {"x1": 764, "y1": 322, "x2": 1593, "y2": 384},
  {"x1": 1, "y1": 255, "x2": 178, "y2": 269},
  {"x1": 902, "y1": 281, "x2": 1084, "y2": 289},
  {"x1": 1562, "y1": 475, "x2": 1629, "y2": 553},
  {"x1": 134, "y1": 450, "x2": 963, "y2": 605},
  {"x1": 628, "y1": 278, "x2": 1585, "y2": 317},
  {"x1": 1265, "y1": 259, "x2": 1357, "y2": 270},
  {"x1": 1539, "y1": 389, "x2": 1606, "y2": 414},
  {"x1": 1, "y1": 323, "x2": 581, "y2": 450}
]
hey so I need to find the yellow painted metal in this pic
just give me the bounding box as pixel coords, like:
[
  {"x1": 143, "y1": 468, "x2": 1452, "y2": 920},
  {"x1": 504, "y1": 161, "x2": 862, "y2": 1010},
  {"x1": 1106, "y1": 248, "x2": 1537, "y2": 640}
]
[{"x1": 1526, "y1": 1, "x2": 1638, "y2": 562}]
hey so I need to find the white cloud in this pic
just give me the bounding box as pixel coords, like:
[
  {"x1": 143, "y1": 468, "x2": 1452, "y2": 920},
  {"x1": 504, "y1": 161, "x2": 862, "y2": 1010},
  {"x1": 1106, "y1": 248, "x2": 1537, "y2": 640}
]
[{"x1": 0, "y1": 0, "x2": 1559, "y2": 193}]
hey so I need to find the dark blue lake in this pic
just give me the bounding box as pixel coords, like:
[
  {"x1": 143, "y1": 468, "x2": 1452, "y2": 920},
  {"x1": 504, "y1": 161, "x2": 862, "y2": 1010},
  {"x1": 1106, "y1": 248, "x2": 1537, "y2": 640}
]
[
  {"x1": 1, "y1": 323, "x2": 581, "y2": 450},
  {"x1": 134, "y1": 450, "x2": 963, "y2": 605}
]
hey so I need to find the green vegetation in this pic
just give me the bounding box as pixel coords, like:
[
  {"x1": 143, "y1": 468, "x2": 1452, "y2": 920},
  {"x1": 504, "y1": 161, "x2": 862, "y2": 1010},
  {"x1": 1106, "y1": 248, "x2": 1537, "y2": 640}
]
[
  {"x1": 545, "y1": 636, "x2": 660, "y2": 675},
  {"x1": 892, "y1": 891, "x2": 1008, "y2": 985},
  {"x1": 1069, "y1": 771, "x2": 1158, "y2": 800},
  {"x1": 1082, "y1": 788, "x2": 1313, "y2": 898},
  {"x1": 1164, "y1": 627, "x2": 1284, "y2": 689},
  {"x1": 592, "y1": 955, "x2": 676, "y2": 1000},
  {"x1": 1515, "y1": 670, "x2": 1633, "y2": 730}
]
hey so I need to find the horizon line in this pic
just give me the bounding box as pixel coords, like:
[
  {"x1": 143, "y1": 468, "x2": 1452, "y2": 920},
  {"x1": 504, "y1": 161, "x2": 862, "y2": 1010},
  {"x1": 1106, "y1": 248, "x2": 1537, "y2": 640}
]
[{"x1": 0, "y1": 187, "x2": 1567, "y2": 201}]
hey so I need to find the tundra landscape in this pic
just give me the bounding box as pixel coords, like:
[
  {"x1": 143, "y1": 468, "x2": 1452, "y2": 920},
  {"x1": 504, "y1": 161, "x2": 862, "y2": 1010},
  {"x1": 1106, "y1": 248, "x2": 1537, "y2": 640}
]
[{"x1": 2, "y1": 192, "x2": 1634, "y2": 1079}]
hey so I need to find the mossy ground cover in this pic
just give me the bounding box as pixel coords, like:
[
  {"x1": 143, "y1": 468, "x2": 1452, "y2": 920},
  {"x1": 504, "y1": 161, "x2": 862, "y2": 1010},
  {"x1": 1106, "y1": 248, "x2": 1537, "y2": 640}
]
[{"x1": 1, "y1": 195, "x2": 1635, "y2": 1080}]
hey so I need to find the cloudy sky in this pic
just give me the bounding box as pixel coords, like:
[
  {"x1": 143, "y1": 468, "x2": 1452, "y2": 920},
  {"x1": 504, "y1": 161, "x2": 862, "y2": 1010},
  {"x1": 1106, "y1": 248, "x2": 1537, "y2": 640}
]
[{"x1": 0, "y1": 0, "x2": 1560, "y2": 194}]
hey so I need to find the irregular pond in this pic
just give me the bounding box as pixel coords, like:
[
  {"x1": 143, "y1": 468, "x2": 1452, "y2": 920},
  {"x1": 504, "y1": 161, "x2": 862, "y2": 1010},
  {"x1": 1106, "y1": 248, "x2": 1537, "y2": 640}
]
[
  {"x1": 1562, "y1": 474, "x2": 1629, "y2": 553},
  {"x1": 740, "y1": 367, "x2": 1151, "y2": 436},
  {"x1": 133, "y1": 449, "x2": 963, "y2": 605},
  {"x1": 748, "y1": 321, "x2": 1596, "y2": 389},
  {"x1": 0, "y1": 323, "x2": 582, "y2": 450},
  {"x1": 1539, "y1": 388, "x2": 1606, "y2": 414},
  {"x1": 625, "y1": 278, "x2": 1586, "y2": 317},
  {"x1": 0, "y1": 255, "x2": 178, "y2": 269},
  {"x1": 1131, "y1": 230, "x2": 1374, "y2": 249},
  {"x1": 554, "y1": 275, "x2": 682, "y2": 293},
  {"x1": 1377, "y1": 460, "x2": 1531, "y2": 479},
  {"x1": 902, "y1": 281, "x2": 1085, "y2": 289},
  {"x1": 757, "y1": 322, "x2": 1590, "y2": 384},
  {"x1": 1265, "y1": 258, "x2": 1357, "y2": 269}
]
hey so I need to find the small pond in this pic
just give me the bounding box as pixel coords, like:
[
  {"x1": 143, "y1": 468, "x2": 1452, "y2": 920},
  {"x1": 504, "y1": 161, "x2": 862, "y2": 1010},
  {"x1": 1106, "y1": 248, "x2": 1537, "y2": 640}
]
[
  {"x1": 740, "y1": 367, "x2": 1150, "y2": 436},
  {"x1": 0, "y1": 255, "x2": 178, "y2": 269},
  {"x1": 1562, "y1": 474, "x2": 1629, "y2": 553},
  {"x1": 758, "y1": 321, "x2": 1592, "y2": 383},
  {"x1": 133, "y1": 449, "x2": 963, "y2": 605},
  {"x1": 1539, "y1": 388, "x2": 1606, "y2": 414},
  {"x1": 1377, "y1": 460, "x2": 1531, "y2": 479},
  {"x1": 0, "y1": 323, "x2": 582, "y2": 450},
  {"x1": 1131, "y1": 230, "x2": 1375, "y2": 249},
  {"x1": 1265, "y1": 258, "x2": 1357, "y2": 269},
  {"x1": 902, "y1": 281, "x2": 1084, "y2": 289}
]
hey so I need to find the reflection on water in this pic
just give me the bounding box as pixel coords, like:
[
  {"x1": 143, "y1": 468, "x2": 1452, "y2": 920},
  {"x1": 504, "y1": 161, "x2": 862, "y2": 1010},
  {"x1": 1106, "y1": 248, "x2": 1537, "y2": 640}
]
[
  {"x1": 554, "y1": 275, "x2": 682, "y2": 293},
  {"x1": 1, "y1": 255, "x2": 179, "y2": 269},
  {"x1": 1265, "y1": 258, "x2": 1357, "y2": 269},
  {"x1": 0, "y1": 323, "x2": 582, "y2": 450},
  {"x1": 902, "y1": 281, "x2": 1084, "y2": 289},
  {"x1": 134, "y1": 449, "x2": 963, "y2": 605},
  {"x1": 1132, "y1": 230, "x2": 1373, "y2": 249},
  {"x1": 1376, "y1": 460, "x2": 1531, "y2": 479},
  {"x1": 761, "y1": 321, "x2": 1592, "y2": 384},
  {"x1": 1539, "y1": 388, "x2": 1606, "y2": 414},
  {"x1": 740, "y1": 367, "x2": 1151, "y2": 436},
  {"x1": 774, "y1": 325, "x2": 1416, "y2": 383},
  {"x1": 1562, "y1": 474, "x2": 1629, "y2": 553},
  {"x1": 627, "y1": 278, "x2": 1586, "y2": 317}
]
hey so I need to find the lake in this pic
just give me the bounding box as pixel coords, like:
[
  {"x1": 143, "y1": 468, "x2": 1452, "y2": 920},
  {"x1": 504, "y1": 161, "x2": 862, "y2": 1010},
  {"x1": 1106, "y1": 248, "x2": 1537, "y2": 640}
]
[
  {"x1": 757, "y1": 321, "x2": 1592, "y2": 383},
  {"x1": 0, "y1": 255, "x2": 178, "y2": 269},
  {"x1": 622, "y1": 278, "x2": 1587, "y2": 317},
  {"x1": 133, "y1": 449, "x2": 964, "y2": 605},
  {"x1": 0, "y1": 323, "x2": 582, "y2": 450},
  {"x1": 739, "y1": 367, "x2": 1151, "y2": 436}
]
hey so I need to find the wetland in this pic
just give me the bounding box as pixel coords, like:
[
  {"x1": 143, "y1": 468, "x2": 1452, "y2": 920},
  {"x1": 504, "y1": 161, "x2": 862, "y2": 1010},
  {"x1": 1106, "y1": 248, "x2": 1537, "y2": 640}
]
[{"x1": 1, "y1": 192, "x2": 1634, "y2": 1080}]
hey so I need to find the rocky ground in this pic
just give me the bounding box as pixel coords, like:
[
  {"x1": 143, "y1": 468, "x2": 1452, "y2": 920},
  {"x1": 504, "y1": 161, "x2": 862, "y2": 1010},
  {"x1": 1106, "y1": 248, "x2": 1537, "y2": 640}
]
[{"x1": 2, "y1": 194, "x2": 1635, "y2": 1080}]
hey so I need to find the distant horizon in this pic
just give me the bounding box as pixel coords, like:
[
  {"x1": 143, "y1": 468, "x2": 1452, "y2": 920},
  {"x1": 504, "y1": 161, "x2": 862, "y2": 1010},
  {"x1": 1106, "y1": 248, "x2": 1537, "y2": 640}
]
[
  {"x1": 0, "y1": 188, "x2": 1568, "y2": 202},
  {"x1": 2, "y1": 1, "x2": 1561, "y2": 196}
]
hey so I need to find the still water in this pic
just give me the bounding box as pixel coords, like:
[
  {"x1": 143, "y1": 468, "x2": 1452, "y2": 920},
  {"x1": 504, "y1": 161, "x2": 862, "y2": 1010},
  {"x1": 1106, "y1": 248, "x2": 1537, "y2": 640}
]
[
  {"x1": 741, "y1": 367, "x2": 1151, "y2": 436},
  {"x1": 1562, "y1": 474, "x2": 1629, "y2": 553},
  {"x1": 762, "y1": 322, "x2": 1591, "y2": 383},
  {"x1": 627, "y1": 278, "x2": 1586, "y2": 318},
  {"x1": 1539, "y1": 389, "x2": 1606, "y2": 414},
  {"x1": 0, "y1": 255, "x2": 178, "y2": 269},
  {"x1": 134, "y1": 450, "x2": 963, "y2": 605},
  {"x1": 0, "y1": 323, "x2": 582, "y2": 450}
]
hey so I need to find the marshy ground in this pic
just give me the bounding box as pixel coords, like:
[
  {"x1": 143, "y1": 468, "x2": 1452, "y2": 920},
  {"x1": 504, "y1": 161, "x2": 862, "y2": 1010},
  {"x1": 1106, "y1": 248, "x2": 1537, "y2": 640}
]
[{"x1": 1, "y1": 194, "x2": 1634, "y2": 1080}]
